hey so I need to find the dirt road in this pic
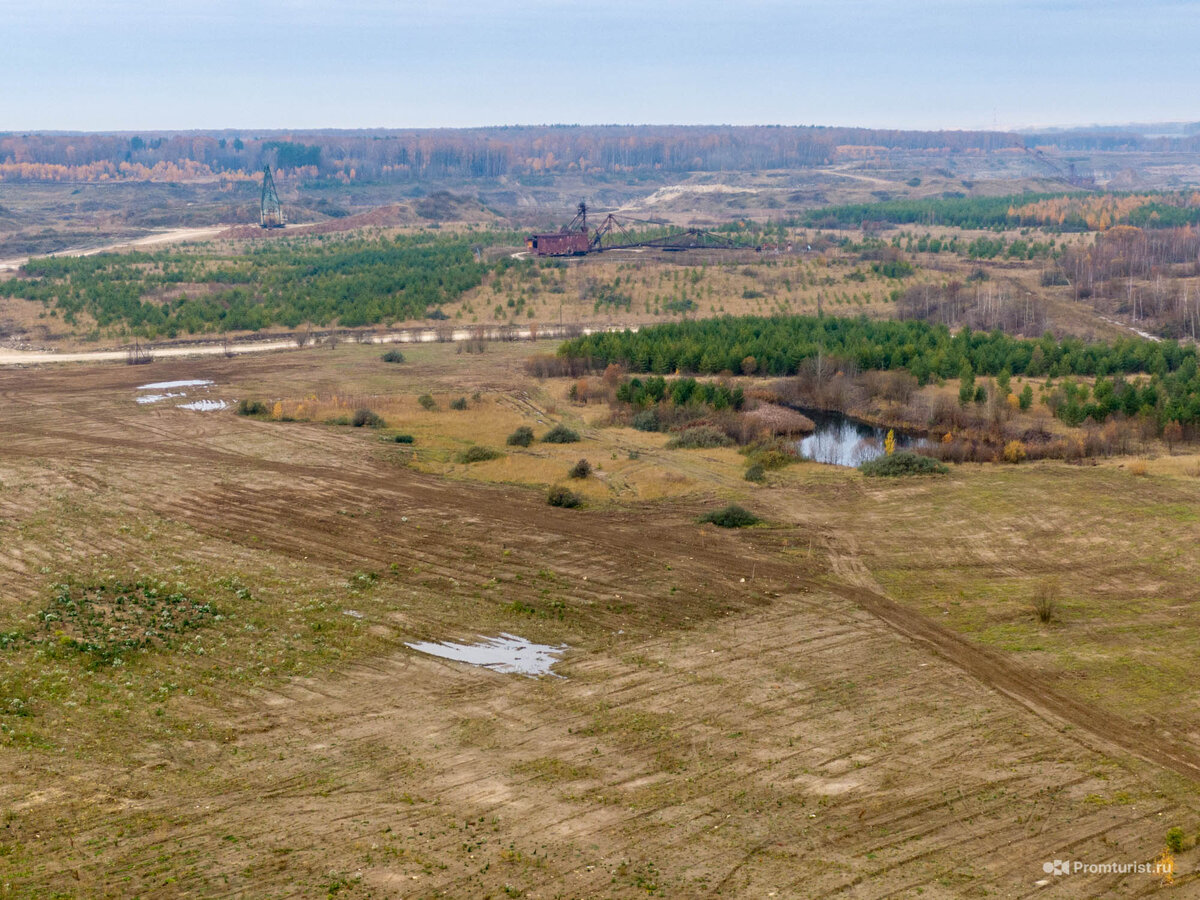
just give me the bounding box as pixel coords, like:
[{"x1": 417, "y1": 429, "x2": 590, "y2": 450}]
[{"x1": 0, "y1": 225, "x2": 230, "y2": 272}]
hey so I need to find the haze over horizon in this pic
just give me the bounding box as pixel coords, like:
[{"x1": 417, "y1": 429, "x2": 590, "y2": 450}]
[{"x1": 6, "y1": 0, "x2": 1200, "y2": 134}]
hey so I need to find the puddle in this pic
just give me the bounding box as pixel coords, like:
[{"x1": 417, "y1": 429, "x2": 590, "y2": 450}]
[
  {"x1": 137, "y1": 379, "x2": 214, "y2": 390},
  {"x1": 136, "y1": 392, "x2": 184, "y2": 405},
  {"x1": 177, "y1": 399, "x2": 230, "y2": 411},
  {"x1": 405, "y1": 633, "x2": 568, "y2": 678}
]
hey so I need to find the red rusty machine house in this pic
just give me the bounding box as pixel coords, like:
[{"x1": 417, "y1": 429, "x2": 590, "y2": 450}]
[{"x1": 525, "y1": 202, "x2": 594, "y2": 256}]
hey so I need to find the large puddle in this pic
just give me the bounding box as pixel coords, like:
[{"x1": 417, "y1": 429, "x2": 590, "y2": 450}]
[
  {"x1": 405, "y1": 634, "x2": 568, "y2": 678},
  {"x1": 795, "y1": 408, "x2": 928, "y2": 467}
]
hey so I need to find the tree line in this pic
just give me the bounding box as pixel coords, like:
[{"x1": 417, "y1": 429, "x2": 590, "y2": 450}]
[
  {"x1": 558, "y1": 315, "x2": 1200, "y2": 428},
  {"x1": 0, "y1": 126, "x2": 1027, "y2": 183}
]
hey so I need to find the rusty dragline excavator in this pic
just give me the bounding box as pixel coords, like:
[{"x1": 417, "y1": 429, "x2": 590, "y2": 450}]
[
  {"x1": 525, "y1": 202, "x2": 750, "y2": 257},
  {"x1": 259, "y1": 166, "x2": 285, "y2": 229}
]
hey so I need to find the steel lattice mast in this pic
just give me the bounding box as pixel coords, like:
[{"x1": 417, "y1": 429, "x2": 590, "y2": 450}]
[{"x1": 260, "y1": 166, "x2": 285, "y2": 228}]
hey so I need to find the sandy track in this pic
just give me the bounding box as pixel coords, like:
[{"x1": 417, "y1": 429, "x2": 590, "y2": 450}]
[{"x1": 0, "y1": 225, "x2": 229, "y2": 272}]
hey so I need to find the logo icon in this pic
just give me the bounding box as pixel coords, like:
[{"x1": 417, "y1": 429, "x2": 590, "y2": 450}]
[{"x1": 1043, "y1": 860, "x2": 1071, "y2": 876}]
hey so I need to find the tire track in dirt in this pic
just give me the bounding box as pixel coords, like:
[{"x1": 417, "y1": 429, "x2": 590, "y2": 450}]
[{"x1": 820, "y1": 529, "x2": 1200, "y2": 783}]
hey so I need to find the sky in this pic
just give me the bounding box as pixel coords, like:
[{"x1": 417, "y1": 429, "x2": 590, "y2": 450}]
[{"x1": 4, "y1": 0, "x2": 1200, "y2": 133}]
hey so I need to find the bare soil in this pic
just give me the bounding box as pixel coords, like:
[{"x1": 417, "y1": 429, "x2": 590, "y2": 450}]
[{"x1": 0, "y1": 348, "x2": 1197, "y2": 897}]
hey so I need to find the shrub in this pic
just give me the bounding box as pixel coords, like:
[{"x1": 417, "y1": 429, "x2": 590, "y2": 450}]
[
  {"x1": 744, "y1": 438, "x2": 799, "y2": 470},
  {"x1": 542, "y1": 424, "x2": 581, "y2": 443},
  {"x1": 1033, "y1": 577, "x2": 1059, "y2": 624},
  {"x1": 699, "y1": 504, "x2": 760, "y2": 528},
  {"x1": 449, "y1": 396, "x2": 468, "y2": 410},
  {"x1": 631, "y1": 409, "x2": 661, "y2": 432},
  {"x1": 506, "y1": 426, "x2": 535, "y2": 447},
  {"x1": 418, "y1": 393, "x2": 438, "y2": 411},
  {"x1": 666, "y1": 425, "x2": 733, "y2": 449},
  {"x1": 569, "y1": 458, "x2": 592, "y2": 479},
  {"x1": 380, "y1": 348, "x2": 406, "y2": 363},
  {"x1": 859, "y1": 451, "x2": 949, "y2": 477},
  {"x1": 1166, "y1": 827, "x2": 1186, "y2": 853},
  {"x1": 744, "y1": 463, "x2": 766, "y2": 483},
  {"x1": 547, "y1": 485, "x2": 582, "y2": 508},
  {"x1": 237, "y1": 399, "x2": 268, "y2": 417},
  {"x1": 352, "y1": 408, "x2": 384, "y2": 428},
  {"x1": 392, "y1": 434, "x2": 415, "y2": 444},
  {"x1": 1002, "y1": 440, "x2": 1027, "y2": 464},
  {"x1": 457, "y1": 445, "x2": 503, "y2": 463}
]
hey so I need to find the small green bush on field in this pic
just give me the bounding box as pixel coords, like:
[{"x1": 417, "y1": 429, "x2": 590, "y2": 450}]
[
  {"x1": 631, "y1": 409, "x2": 660, "y2": 432},
  {"x1": 699, "y1": 504, "x2": 760, "y2": 528},
  {"x1": 392, "y1": 433, "x2": 415, "y2": 444},
  {"x1": 352, "y1": 408, "x2": 384, "y2": 428},
  {"x1": 859, "y1": 451, "x2": 949, "y2": 477},
  {"x1": 507, "y1": 426, "x2": 534, "y2": 447},
  {"x1": 666, "y1": 425, "x2": 733, "y2": 449},
  {"x1": 744, "y1": 438, "x2": 799, "y2": 470},
  {"x1": 380, "y1": 349, "x2": 406, "y2": 363},
  {"x1": 744, "y1": 463, "x2": 766, "y2": 483},
  {"x1": 569, "y1": 458, "x2": 592, "y2": 479},
  {"x1": 237, "y1": 399, "x2": 269, "y2": 416},
  {"x1": 542, "y1": 424, "x2": 581, "y2": 444},
  {"x1": 450, "y1": 397, "x2": 468, "y2": 410},
  {"x1": 418, "y1": 393, "x2": 438, "y2": 411},
  {"x1": 457, "y1": 445, "x2": 504, "y2": 464},
  {"x1": 547, "y1": 485, "x2": 582, "y2": 508}
]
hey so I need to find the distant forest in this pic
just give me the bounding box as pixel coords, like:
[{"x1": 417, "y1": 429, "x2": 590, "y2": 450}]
[
  {"x1": 805, "y1": 191, "x2": 1200, "y2": 231},
  {"x1": 0, "y1": 124, "x2": 1118, "y2": 184}
]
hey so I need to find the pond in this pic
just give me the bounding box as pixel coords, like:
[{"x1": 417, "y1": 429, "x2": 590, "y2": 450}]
[{"x1": 794, "y1": 408, "x2": 928, "y2": 467}]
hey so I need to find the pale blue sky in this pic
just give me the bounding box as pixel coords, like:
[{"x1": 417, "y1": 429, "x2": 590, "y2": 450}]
[{"x1": 3, "y1": 0, "x2": 1198, "y2": 132}]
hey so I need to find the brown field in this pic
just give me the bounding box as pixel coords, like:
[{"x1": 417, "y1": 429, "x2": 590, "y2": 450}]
[{"x1": 1, "y1": 342, "x2": 1200, "y2": 897}]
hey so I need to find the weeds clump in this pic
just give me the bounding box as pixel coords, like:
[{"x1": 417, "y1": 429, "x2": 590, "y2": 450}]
[
  {"x1": 236, "y1": 399, "x2": 269, "y2": 417},
  {"x1": 507, "y1": 426, "x2": 535, "y2": 447},
  {"x1": 457, "y1": 445, "x2": 504, "y2": 464},
  {"x1": 351, "y1": 408, "x2": 384, "y2": 428},
  {"x1": 543, "y1": 424, "x2": 581, "y2": 444},
  {"x1": 699, "y1": 504, "x2": 760, "y2": 528},
  {"x1": 33, "y1": 578, "x2": 218, "y2": 666},
  {"x1": 569, "y1": 458, "x2": 592, "y2": 479},
  {"x1": 547, "y1": 485, "x2": 582, "y2": 508},
  {"x1": 666, "y1": 425, "x2": 734, "y2": 449},
  {"x1": 744, "y1": 463, "x2": 766, "y2": 483},
  {"x1": 418, "y1": 393, "x2": 438, "y2": 411},
  {"x1": 391, "y1": 434, "x2": 415, "y2": 444},
  {"x1": 380, "y1": 349, "x2": 406, "y2": 363},
  {"x1": 449, "y1": 397, "x2": 468, "y2": 410},
  {"x1": 859, "y1": 451, "x2": 949, "y2": 477}
]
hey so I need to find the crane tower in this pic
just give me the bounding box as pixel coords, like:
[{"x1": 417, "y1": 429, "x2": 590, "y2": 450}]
[{"x1": 260, "y1": 166, "x2": 285, "y2": 228}]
